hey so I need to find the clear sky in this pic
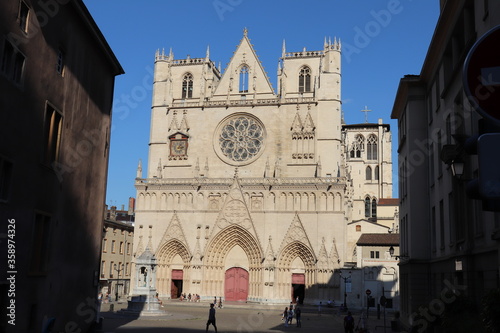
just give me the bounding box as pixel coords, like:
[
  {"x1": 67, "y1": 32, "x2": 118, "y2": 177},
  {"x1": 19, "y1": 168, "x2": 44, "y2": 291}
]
[{"x1": 82, "y1": 0, "x2": 440, "y2": 209}]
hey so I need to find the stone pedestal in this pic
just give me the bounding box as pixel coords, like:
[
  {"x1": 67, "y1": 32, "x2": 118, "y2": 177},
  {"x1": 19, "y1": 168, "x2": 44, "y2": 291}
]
[{"x1": 119, "y1": 292, "x2": 166, "y2": 317}]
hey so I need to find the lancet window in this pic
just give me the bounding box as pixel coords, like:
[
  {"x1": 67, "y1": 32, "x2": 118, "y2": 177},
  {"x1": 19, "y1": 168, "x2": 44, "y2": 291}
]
[
  {"x1": 298, "y1": 66, "x2": 311, "y2": 93},
  {"x1": 182, "y1": 73, "x2": 193, "y2": 99},
  {"x1": 350, "y1": 134, "x2": 364, "y2": 158},
  {"x1": 367, "y1": 134, "x2": 378, "y2": 160},
  {"x1": 239, "y1": 65, "x2": 249, "y2": 93}
]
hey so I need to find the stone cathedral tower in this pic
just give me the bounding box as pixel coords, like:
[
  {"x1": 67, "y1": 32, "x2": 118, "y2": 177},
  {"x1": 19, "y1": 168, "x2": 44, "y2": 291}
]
[{"x1": 132, "y1": 30, "x2": 392, "y2": 304}]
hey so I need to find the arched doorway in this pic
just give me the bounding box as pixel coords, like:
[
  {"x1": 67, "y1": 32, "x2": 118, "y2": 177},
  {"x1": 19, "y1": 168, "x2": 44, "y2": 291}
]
[
  {"x1": 224, "y1": 267, "x2": 249, "y2": 302},
  {"x1": 292, "y1": 273, "x2": 305, "y2": 304}
]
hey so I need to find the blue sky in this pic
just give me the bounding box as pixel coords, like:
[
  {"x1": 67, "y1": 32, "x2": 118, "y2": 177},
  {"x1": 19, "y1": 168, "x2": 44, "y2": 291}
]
[{"x1": 82, "y1": 0, "x2": 440, "y2": 208}]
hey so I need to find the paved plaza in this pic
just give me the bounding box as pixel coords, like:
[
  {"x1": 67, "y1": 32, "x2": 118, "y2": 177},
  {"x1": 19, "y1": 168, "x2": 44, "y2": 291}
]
[{"x1": 98, "y1": 300, "x2": 397, "y2": 333}]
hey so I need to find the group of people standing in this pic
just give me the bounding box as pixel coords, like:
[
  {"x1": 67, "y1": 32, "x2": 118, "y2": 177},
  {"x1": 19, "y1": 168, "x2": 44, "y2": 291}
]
[
  {"x1": 179, "y1": 293, "x2": 201, "y2": 302},
  {"x1": 282, "y1": 304, "x2": 302, "y2": 327}
]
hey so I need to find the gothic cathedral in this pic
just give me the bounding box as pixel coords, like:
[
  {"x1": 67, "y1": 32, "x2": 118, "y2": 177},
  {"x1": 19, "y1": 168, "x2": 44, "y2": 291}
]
[{"x1": 132, "y1": 29, "x2": 393, "y2": 304}]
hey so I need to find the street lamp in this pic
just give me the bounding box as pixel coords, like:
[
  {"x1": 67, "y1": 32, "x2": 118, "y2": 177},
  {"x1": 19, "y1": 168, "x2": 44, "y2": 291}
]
[
  {"x1": 339, "y1": 270, "x2": 351, "y2": 310},
  {"x1": 389, "y1": 246, "x2": 409, "y2": 260},
  {"x1": 114, "y1": 263, "x2": 124, "y2": 302}
]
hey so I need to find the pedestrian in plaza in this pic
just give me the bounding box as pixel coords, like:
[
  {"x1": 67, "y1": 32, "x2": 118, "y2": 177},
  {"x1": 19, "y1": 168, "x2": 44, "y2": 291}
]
[
  {"x1": 344, "y1": 311, "x2": 354, "y2": 333},
  {"x1": 287, "y1": 305, "x2": 294, "y2": 325},
  {"x1": 282, "y1": 307, "x2": 289, "y2": 327},
  {"x1": 295, "y1": 306, "x2": 302, "y2": 328},
  {"x1": 218, "y1": 297, "x2": 223, "y2": 309},
  {"x1": 206, "y1": 303, "x2": 218, "y2": 333},
  {"x1": 318, "y1": 301, "x2": 322, "y2": 316}
]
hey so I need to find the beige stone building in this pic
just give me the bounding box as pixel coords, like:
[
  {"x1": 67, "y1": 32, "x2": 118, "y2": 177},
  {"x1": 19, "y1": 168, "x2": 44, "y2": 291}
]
[
  {"x1": 132, "y1": 30, "x2": 394, "y2": 305},
  {"x1": 100, "y1": 205, "x2": 135, "y2": 302}
]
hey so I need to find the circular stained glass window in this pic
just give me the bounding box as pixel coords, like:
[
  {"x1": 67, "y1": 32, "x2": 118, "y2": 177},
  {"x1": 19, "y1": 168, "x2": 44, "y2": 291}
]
[{"x1": 216, "y1": 114, "x2": 265, "y2": 165}]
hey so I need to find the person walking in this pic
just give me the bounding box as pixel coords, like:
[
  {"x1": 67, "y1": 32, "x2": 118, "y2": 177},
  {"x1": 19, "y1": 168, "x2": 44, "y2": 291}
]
[
  {"x1": 295, "y1": 306, "x2": 302, "y2": 328},
  {"x1": 206, "y1": 303, "x2": 218, "y2": 333},
  {"x1": 282, "y1": 307, "x2": 289, "y2": 327},
  {"x1": 344, "y1": 311, "x2": 355, "y2": 333},
  {"x1": 287, "y1": 305, "x2": 294, "y2": 325}
]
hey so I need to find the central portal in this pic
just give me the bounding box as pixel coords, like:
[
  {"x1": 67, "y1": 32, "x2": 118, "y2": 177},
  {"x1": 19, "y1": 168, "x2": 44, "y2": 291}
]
[{"x1": 224, "y1": 267, "x2": 249, "y2": 302}]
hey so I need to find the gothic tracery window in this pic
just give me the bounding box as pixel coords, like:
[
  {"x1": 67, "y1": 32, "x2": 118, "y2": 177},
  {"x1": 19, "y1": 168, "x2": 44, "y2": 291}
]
[
  {"x1": 182, "y1": 73, "x2": 193, "y2": 99},
  {"x1": 367, "y1": 134, "x2": 378, "y2": 160},
  {"x1": 350, "y1": 134, "x2": 364, "y2": 158},
  {"x1": 239, "y1": 65, "x2": 249, "y2": 93},
  {"x1": 364, "y1": 196, "x2": 378, "y2": 218},
  {"x1": 298, "y1": 66, "x2": 311, "y2": 92}
]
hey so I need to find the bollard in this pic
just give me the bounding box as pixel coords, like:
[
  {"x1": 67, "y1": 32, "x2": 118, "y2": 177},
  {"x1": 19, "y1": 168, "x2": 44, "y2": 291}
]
[{"x1": 110, "y1": 304, "x2": 114, "y2": 312}]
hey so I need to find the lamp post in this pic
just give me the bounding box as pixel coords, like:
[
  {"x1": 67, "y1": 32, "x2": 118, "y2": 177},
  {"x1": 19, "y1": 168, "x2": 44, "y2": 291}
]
[
  {"x1": 114, "y1": 263, "x2": 124, "y2": 302},
  {"x1": 339, "y1": 270, "x2": 351, "y2": 310}
]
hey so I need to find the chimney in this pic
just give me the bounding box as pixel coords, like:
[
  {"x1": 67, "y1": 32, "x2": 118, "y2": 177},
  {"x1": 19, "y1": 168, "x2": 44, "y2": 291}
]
[{"x1": 128, "y1": 197, "x2": 136, "y2": 215}]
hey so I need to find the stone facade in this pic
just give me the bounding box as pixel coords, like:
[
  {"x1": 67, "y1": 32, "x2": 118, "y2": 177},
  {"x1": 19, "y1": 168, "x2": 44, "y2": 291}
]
[
  {"x1": 132, "y1": 30, "x2": 393, "y2": 305},
  {"x1": 100, "y1": 213, "x2": 134, "y2": 302}
]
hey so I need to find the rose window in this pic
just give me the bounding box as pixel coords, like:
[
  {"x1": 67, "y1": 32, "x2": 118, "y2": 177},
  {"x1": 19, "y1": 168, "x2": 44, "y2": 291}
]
[{"x1": 219, "y1": 116, "x2": 264, "y2": 162}]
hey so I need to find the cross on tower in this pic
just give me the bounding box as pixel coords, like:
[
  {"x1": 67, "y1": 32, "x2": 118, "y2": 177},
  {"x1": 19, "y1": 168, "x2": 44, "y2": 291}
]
[{"x1": 361, "y1": 106, "x2": 371, "y2": 123}]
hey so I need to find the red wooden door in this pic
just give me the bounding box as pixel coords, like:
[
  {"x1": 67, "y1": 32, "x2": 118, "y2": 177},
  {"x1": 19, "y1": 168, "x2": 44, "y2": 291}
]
[{"x1": 224, "y1": 267, "x2": 249, "y2": 301}]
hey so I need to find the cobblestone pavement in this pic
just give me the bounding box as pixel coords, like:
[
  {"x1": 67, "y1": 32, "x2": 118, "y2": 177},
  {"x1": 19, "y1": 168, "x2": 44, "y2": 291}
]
[{"x1": 98, "y1": 300, "x2": 397, "y2": 333}]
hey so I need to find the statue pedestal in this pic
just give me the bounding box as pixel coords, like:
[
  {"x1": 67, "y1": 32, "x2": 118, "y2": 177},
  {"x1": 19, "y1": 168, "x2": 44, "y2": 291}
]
[{"x1": 119, "y1": 289, "x2": 167, "y2": 317}]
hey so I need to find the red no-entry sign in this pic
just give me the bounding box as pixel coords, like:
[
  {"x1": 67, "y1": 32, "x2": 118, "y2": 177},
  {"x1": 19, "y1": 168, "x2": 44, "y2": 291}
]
[
  {"x1": 463, "y1": 25, "x2": 500, "y2": 124},
  {"x1": 366, "y1": 289, "x2": 371, "y2": 295}
]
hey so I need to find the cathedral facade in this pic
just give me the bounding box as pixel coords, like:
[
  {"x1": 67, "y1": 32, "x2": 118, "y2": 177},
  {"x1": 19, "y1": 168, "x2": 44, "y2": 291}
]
[{"x1": 132, "y1": 30, "x2": 393, "y2": 304}]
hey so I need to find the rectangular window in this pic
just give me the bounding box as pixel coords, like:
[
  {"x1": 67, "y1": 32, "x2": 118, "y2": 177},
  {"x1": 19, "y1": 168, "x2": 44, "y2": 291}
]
[
  {"x1": 109, "y1": 261, "x2": 114, "y2": 278},
  {"x1": 43, "y1": 103, "x2": 63, "y2": 165},
  {"x1": 103, "y1": 238, "x2": 107, "y2": 253},
  {"x1": 19, "y1": 1, "x2": 30, "y2": 33},
  {"x1": 56, "y1": 48, "x2": 64, "y2": 75},
  {"x1": 119, "y1": 241, "x2": 124, "y2": 254},
  {"x1": 437, "y1": 131, "x2": 443, "y2": 176},
  {"x1": 0, "y1": 157, "x2": 13, "y2": 202},
  {"x1": 30, "y1": 213, "x2": 51, "y2": 274},
  {"x1": 127, "y1": 242, "x2": 131, "y2": 255},
  {"x1": 101, "y1": 261, "x2": 106, "y2": 278},
  {"x1": 126, "y1": 263, "x2": 129, "y2": 276},
  {"x1": 370, "y1": 251, "x2": 379, "y2": 259},
  {"x1": 1, "y1": 40, "x2": 25, "y2": 85},
  {"x1": 111, "y1": 240, "x2": 116, "y2": 253},
  {"x1": 429, "y1": 143, "x2": 435, "y2": 184},
  {"x1": 431, "y1": 206, "x2": 436, "y2": 252},
  {"x1": 439, "y1": 200, "x2": 445, "y2": 249}
]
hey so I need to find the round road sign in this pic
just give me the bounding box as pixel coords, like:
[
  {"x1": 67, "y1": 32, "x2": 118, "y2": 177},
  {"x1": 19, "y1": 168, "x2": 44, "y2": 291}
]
[
  {"x1": 463, "y1": 25, "x2": 500, "y2": 124},
  {"x1": 366, "y1": 289, "x2": 371, "y2": 295}
]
